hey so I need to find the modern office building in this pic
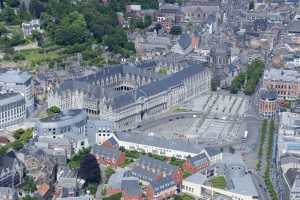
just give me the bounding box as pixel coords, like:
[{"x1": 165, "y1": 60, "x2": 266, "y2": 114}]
[
  {"x1": 36, "y1": 109, "x2": 87, "y2": 137},
  {"x1": 0, "y1": 93, "x2": 26, "y2": 129},
  {"x1": 36, "y1": 109, "x2": 89, "y2": 153},
  {"x1": 0, "y1": 70, "x2": 34, "y2": 114}
]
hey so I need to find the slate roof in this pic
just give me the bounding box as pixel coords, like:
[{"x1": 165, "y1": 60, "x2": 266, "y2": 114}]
[
  {"x1": 55, "y1": 62, "x2": 208, "y2": 110},
  {"x1": 136, "y1": 64, "x2": 208, "y2": 98},
  {"x1": 106, "y1": 137, "x2": 118, "y2": 146},
  {"x1": 116, "y1": 131, "x2": 205, "y2": 154},
  {"x1": 136, "y1": 155, "x2": 177, "y2": 173},
  {"x1": 205, "y1": 147, "x2": 222, "y2": 157},
  {"x1": 91, "y1": 145, "x2": 121, "y2": 160},
  {"x1": 288, "y1": 21, "x2": 300, "y2": 33},
  {"x1": 0, "y1": 151, "x2": 19, "y2": 173},
  {"x1": 150, "y1": 176, "x2": 176, "y2": 194},
  {"x1": 178, "y1": 33, "x2": 191, "y2": 50},
  {"x1": 121, "y1": 177, "x2": 142, "y2": 196},
  {"x1": 189, "y1": 153, "x2": 209, "y2": 167}
]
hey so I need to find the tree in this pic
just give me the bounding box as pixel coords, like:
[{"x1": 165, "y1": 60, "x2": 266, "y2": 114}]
[
  {"x1": 22, "y1": 196, "x2": 40, "y2": 200},
  {"x1": 47, "y1": 106, "x2": 61, "y2": 115},
  {"x1": 0, "y1": 23, "x2": 7, "y2": 36},
  {"x1": 7, "y1": 0, "x2": 20, "y2": 7},
  {"x1": 104, "y1": 167, "x2": 115, "y2": 180},
  {"x1": 211, "y1": 78, "x2": 220, "y2": 91},
  {"x1": 87, "y1": 183, "x2": 97, "y2": 195},
  {"x1": 11, "y1": 140, "x2": 23, "y2": 151},
  {"x1": 14, "y1": 128, "x2": 25, "y2": 139},
  {"x1": 23, "y1": 176, "x2": 37, "y2": 193},
  {"x1": 8, "y1": 32, "x2": 25, "y2": 47},
  {"x1": 29, "y1": 0, "x2": 46, "y2": 18},
  {"x1": 229, "y1": 146, "x2": 235, "y2": 154},
  {"x1": 0, "y1": 7, "x2": 19, "y2": 25},
  {"x1": 54, "y1": 12, "x2": 90, "y2": 45},
  {"x1": 78, "y1": 154, "x2": 101, "y2": 184},
  {"x1": 170, "y1": 26, "x2": 182, "y2": 35}
]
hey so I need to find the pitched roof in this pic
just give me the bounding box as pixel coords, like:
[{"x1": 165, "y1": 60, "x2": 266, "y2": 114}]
[
  {"x1": 189, "y1": 153, "x2": 209, "y2": 167},
  {"x1": 121, "y1": 177, "x2": 142, "y2": 196},
  {"x1": 205, "y1": 147, "x2": 222, "y2": 157},
  {"x1": 178, "y1": 33, "x2": 191, "y2": 50},
  {"x1": 150, "y1": 176, "x2": 176, "y2": 194},
  {"x1": 116, "y1": 131, "x2": 205, "y2": 154},
  {"x1": 91, "y1": 145, "x2": 121, "y2": 160}
]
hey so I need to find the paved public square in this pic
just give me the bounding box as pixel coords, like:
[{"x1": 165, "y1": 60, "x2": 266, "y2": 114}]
[{"x1": 140, "y1": 92, "x2": 249, "y2": 146}]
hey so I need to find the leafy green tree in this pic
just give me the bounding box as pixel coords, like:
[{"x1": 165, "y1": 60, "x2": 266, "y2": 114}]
[
  {"x1": 78, "y1": 154, "x2": 101, "y2": 184},
  {"x1": 22, "y1": 195, "x2": 40, "y2": 200},
  {"x1": 0, "y1": 23, "x2": 8, "y2": 36},
  {"x1": 29, "y1": 0, "x2": 46, "y2": 18},
  {"x1": 14, "y1": 128, "x2": 25, "y2": 139},
  {"x1": 87, "y1": 183, "x2": 98, "y2": 195},
  {"x1": 23, "y1": 176, "x2": 37, "y2": 193},
  {"x1": 54, "y1": 12, "x2": 90, "y2": 45},
  {"x1": 7, "y1": 0, "x2": 20, "y2": 7},
  {"x1": 11, "y1": 140, "x2": 23, "y2": 150},
  {"x1": 19, "y1": 2, "x2": 32, "y2": 21},
  {"x1": 47, "y1": 106, "x2": 61, "y2": 115},
  {"x1": 8, "y1": 32, "x2": 25, "y2": 47},
  {"x1": 0, "y1": 6, "x2": 19, "y2": 25}
]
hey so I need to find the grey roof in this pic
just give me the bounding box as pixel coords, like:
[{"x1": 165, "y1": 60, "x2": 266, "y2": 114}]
[
  {"x1": 0, "y1": 92, "x2": 24, "y2": 106},
  {"x1": 108, "y1": 169, "x2": 126, "y2": 189},
  {"x1": 121, "y1": 177, "x2": 142, "y2": 196},
  {"x1": 127, "y1": 156, "x2": 178, "y2": 182},
  {"x1": 91, "y1": 145, "x2": 121, "y2": 160},
  {"x1": 0, "y1": 151, "x2": 19, "y2": 173},
  {"x1": 106, "y1": 137, "x2": 118, "y2": 146},
  {"x1": 137, "y1": 155, "x2": 177, "y2": 173},
  {"x1": 150, "y1": 176, "x2": 176, "y2": 194},
  {"x1": 0, "y1": 70, "x2": 32, "y2": 84},
  {"x1": 189, "y1": 153, "x2": 209, "y2": 167},
  {"x1": 205, "y1": 147, "x2": 222, "y2": 157},
  {"x1": 55, "y1": 62, "x2": 208, "y2": 110},
  {"x1": 285, "y1": 168, "x2": 300, "y2": 188},
  {"x1": 288, "y1": 21, "x2": 300, "y2": 33},
  {"x1": 178, "y1": 33, "x2": 191, "y2": 50},
  {"x1": 116, "y1": 132, "x2": 205, "y2": 154},
  {"x1": 137, "y1": 64, "x2": 208, "y2": 98},
  {"x1": 184, "y1": 171, "x2": 207, "y2": 185}
]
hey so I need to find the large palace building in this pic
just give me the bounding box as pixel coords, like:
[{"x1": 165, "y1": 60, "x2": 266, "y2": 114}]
[{"x1": 48, "y1": 63, "x2": 211, "y2": 130}]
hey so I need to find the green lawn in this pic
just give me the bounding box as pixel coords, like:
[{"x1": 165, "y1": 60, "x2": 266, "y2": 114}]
[
  {"x1": 18, "y1": 49, "x2": 62, "y2": 67},
  {"x1": 183, "y1": 171, "x2": 192, "y2": 178},
  {"x1": 210, "y1": 176, "x2": 226, "y2": 189},
  {"x1": 121, "y1": 158, "x2": 135, "y2": 168}
]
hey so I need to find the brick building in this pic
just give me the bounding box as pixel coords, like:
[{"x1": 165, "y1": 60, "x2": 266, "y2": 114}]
[
  {"x1": 91, "y1": 145, "x2": 125, "y2": 168},
  {"x1": 146, "y1": 176, "x2": 177, "y2": 200},
  {"x1": 263, "y1": 68, "x2": 300, "y2": 101},
  {"x1": 183, "y1": 153, "x2": 210, "y2": 174}
]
